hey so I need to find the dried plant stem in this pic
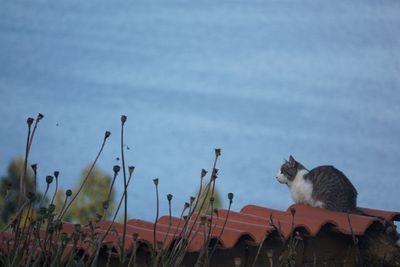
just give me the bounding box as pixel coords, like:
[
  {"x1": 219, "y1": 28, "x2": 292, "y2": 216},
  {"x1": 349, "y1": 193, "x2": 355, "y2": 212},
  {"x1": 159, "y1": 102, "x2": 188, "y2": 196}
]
[
  {"x1": 1, "y1": 200, "x2": 30, "y2": 233},
  {"x1": 163, "y1": 203, "x2": 189, "y2": 265},
  {"x1": 27, "y1": 115, "x2": 42, "y2": 159},
  {"x1": 19, "y1": 118, "x2": 32, "y2": 207},
  {"x1": 51, "y1": 175, "x2": 59, "y2": 205},
  {"x1": 162, "y1": 196, "x2": 173, "y2": 245},
  {"x1": 26, "y1": 237, "x2": 41, "y2": 266},
  {"x1": 60, "y1": 131, "x2": 109, "y2": 219},
  {"x1": 346, "y1": 213, "x2": 363, "y2": 266},
  {"x1": 153, "y1": 179, "x2": 160, "y2": 254},
  {"x1": 188, "y1": 172, "x2": 205, "y2": 218},
  {"x1": 170, "y1": 150, "x2": 221, "y2": 267},
  {"x1": 21, "y1": 114, "x2": 43, "y2": 205},
  {"x1": 207, "y1": 174, "x2": 217, "y2": 241},
  {"x1": 209, "y1": 198, "x2": 232, "y2": 260},
  {"x1": 169, "y1": 203, "x2": 188, "y2": 242},
  {"x1": 39, "y1": 183, "x2": 50, "y2": 208},
  {"x1": 194, "y1": 223, "x2": 209, "y2": 267},
  {"x1": 21, "y1": 203, "x2": 32, "y2": 235},
  {"x1": 186, "y1": 152, "x2": 220, "y2": 241},
  {"x1": 106, "y1": 247, "x2": 112, "y2": 267},
  {"x1": 90, "y1": 168, "x2": 134, "y2": 267},
  {"x1": 103, "y1": 170, "x2": 119, "y2": 219},
  {"x1": 9, "y1": 201, "x2": 31, "y2": 266},
  {"x1": 19, "y1": 204, "x2": 34, "y2": 261},
  {"x1": 251, "y1": 234, "x2": 267, "y2": 267},
  {"x1": 57, "y1": 193, "x2": 70, "y2": 220},
  {"x1": 120, "y1": 115, "x2": 128, "y2": 263},
  {"x1": 127, "y1": 242, "x2": 137, "y2": 267},
  {"x1": 107, "y1": 171, "x2": 118, "y2": 203},
  {"x1": 182, "y1": 185, "x2": 214, "y2": 259}
]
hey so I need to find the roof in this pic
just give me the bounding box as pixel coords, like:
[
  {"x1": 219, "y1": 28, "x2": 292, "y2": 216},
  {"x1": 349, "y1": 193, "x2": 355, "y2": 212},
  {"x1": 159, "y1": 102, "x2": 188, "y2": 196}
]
[
  {"x1": 1, "y1": 204, "x2": 399, "y2": 256},
  {"x1": 91, "y1": 204, "x2": 396, "y2": 251}
]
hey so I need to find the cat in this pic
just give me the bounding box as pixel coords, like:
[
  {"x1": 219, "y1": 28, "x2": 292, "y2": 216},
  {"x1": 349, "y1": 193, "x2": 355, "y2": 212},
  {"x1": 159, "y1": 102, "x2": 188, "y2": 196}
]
[
  {"x1": 276, "y1": 155, "x2": 359, "y2": 213},
  {"x1": 276, "y1": 155, "x2": 400, "y2": 248}
]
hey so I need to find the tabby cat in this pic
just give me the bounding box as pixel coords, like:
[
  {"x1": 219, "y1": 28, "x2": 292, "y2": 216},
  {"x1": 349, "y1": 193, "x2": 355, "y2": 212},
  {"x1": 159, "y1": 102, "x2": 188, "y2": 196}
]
[
  {"x1": 276, "y1": 155, "x2": 359, "y2": 213},
  {"x1": 276, "y1": 155, "x2": 400, "y2": 248}
]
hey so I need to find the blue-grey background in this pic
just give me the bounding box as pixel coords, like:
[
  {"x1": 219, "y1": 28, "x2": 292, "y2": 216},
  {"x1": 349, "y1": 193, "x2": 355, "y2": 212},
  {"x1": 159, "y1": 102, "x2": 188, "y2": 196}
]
[{"x1": 1, "y1": 0, "x2": 399, "y2": 221}]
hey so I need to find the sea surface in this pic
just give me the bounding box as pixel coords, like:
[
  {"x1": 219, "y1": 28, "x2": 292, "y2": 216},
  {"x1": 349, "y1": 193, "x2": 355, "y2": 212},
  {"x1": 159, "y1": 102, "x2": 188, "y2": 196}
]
[{"x1": 1, "y1": 0, "x2": 399, "y2": 221}]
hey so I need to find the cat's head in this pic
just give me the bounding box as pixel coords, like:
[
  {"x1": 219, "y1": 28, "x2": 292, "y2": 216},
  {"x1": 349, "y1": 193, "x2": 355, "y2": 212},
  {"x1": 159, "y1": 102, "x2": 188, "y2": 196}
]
[{"x1": 276, "y1": 155, "x2": 305, "y2": 184}]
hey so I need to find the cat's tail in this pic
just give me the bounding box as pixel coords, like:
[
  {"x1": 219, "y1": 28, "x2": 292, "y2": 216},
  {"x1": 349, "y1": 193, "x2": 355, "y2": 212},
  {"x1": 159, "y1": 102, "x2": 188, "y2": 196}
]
[
  {"x1": 352, "y1": 208, "x2": 400, "y2": 247},
  {"x1": 351, "y1": 207, "x2": 369, "y2": 216}
]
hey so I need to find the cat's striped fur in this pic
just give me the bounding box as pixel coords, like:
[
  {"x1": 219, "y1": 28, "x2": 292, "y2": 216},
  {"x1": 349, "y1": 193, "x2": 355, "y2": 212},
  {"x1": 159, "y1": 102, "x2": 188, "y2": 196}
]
[
  {"x1": 276, "y1": 155, "x2": 400, "y2": 247},
  {"x1": 276, "y1": 155, "x2": 359, "y2": 213}
]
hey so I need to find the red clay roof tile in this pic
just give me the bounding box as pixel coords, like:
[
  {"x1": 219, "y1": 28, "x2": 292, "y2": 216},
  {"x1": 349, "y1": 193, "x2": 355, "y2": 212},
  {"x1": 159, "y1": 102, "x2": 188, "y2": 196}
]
[
  {"x1": 2, "y1": 204, "x2": 398, "y2": 257},
  {"x1": 128, "y1": 204, "x2": 399, "y2": 252},
  {"x1": 287, "y1": 204, "x2": 385, "y2": 235}
]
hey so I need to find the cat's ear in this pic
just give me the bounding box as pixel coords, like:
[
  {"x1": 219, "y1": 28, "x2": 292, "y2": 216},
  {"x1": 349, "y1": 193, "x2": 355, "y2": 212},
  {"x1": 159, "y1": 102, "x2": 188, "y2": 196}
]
[{"x1": 289, "y1": 155, "x2": 295, "y2": 163}]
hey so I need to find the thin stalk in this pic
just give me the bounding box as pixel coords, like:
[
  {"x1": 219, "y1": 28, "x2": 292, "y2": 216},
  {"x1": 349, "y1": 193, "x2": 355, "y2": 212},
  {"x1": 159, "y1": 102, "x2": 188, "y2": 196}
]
[
  {"x1": 346, "y1": 213, "x2": 363, "y2": 266},
  {"x1": 103, "y1": 168, "x2": 119, "y2": 219},
  {"x1": 153, "y1": 178, "x2": 160, "y2": 253},
  {"x1": 162, "y1": 195, "x2": 173, "y2": 245},
  {"x1": 106, "y1": 176, "x2": 133, "y2": 234},
  {"x1": 21, "y1": 203, "x2": 32, "y2": 236},
  {"x1": 51, "y1": 173, "x2": 59, "y2": 205},
  {"x1": 19, "y1": 117, "x2": 33, "y2": 207},
  {"x1": 207, "y1": 174, "x2": 217, "y2": 241},
  {"x1": 120, "y1": 115, "x2": 128, "y2": 263},
  {"x1": 1, "y1": 200, "x2": 30, "y2": 233},
  {"x1": 194, "y1": 222, "x2": 209, "y2": 267},
  {"x1": 89, "y1": 168, "x2": 134, "y2": 267},
  {"x1": 20, "y1": 204, "x2": 34, "y2": 262},
  {"x1": 209, "y1": 195, "x2": 233, "y2": 259},
  {"x1": 39, "y1": 183, "x2": 50, "y2": 207},
  {"x1": 251, "y1": 234, "x2": 267, "y2": 267},
  {"x1": 27, "y1": 114, "x2": 43, "y2": 158},
  {"x1": 26, "y1": 236, "x2": 40, "y2": 267},
  {"x1": 18, "y1": 205, "x2": 33, "y2": 266},
  {"x1": 163, "y1": 203, "x2": 189, "y2": 264},
  {"x1": 106, "y1": 247, "x2": 112, "y2": 267},
  {"x1": 65, "y1": 235, "x2": 79, "y2": 267},
  {"x1": 23, "y1": 114, "x2": 43, "y2": 203},
  {"x1": 10, "y1": 200, "x2": 32, "y2": 267},
  {"x1": 170, "y1": 204, "x2": 188, "y2": 240},
  {"x1": 107, "y1": 170, "x2": 119, "y2": 203},
  {"x1": 4, "y1": 188, "x2": 11, "y2": 203},
  {"x1": 31, "y1": 164, "x2": 38, "y2": 195},
  {"x1": 174, "y1": 181, "x2": 210, "y2": 251},
  {"x1": 50, "y1": 239, "x2": 68, "y2": 267},
  {"x1": 180, "y1": 176, "x2": 210, "y2": 249},
  {"x1": 169, "y1": 222, "x2": 202, "y2": 267},
  {"x1": 168, "y1": 151, "x2": 221, "y2": 266},
  {"x1": 185, "y1": 152, "x2": 219, "y2": 248},
  {"x1": 164, "y1": 215, "x2": 192, "y2": 265},
  {"x1": 60, "y1": 131, "x2": 110, "y2": 219},
  {"x1": 127, "y1": 241, "x2": 137, "y2": 267},
  {"x1": 188, "y1": 169, "x2": 207, "y2": 217},
  {"x1": 57, "y1": 191, "x2": 71, "y2": 220}
]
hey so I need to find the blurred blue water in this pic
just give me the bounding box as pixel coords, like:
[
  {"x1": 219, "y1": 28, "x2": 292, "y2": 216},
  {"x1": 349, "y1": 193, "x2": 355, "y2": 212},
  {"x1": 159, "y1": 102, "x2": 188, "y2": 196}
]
[{"x1": 0, "y1": 0, "x2": 399, "y2": 221}]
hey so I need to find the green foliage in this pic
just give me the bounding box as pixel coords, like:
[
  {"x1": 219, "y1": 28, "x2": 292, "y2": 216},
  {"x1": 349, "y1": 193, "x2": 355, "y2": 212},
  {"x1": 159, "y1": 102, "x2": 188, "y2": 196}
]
[
  {"x1": 56, "y1": 166, "x2": 115, "y2": 223},
  {"x1": 0, "y1": 157, "x2": 36, "y2": 227}
]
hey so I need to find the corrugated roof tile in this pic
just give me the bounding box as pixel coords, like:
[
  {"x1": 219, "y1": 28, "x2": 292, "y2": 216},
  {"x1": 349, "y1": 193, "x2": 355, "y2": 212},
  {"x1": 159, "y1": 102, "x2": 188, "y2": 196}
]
[{"x1": 2, "y1": 204, "x2": 398, "y2": 258}]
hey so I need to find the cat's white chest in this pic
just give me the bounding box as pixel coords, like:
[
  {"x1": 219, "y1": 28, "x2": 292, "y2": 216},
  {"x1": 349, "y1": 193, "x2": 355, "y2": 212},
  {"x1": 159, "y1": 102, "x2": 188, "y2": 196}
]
[{"x1": 289, "y1": 169, "x2": 323, "y2": 208}]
